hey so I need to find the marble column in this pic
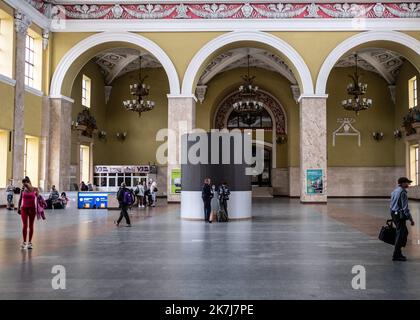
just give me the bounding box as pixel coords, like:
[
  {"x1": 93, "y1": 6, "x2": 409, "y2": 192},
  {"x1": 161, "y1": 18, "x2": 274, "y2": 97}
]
[
  {"x1": 299, "y1": 96, "x2": 328, "y2": 203},
  {"x1": 166, "y1": 95, "x2": 196, "y2": 202},
  {"x1": 48, "y1": 97, "x2": 73, "y2": 191},
  {"x1": 38, "y1": 96, "x2": 51, "y2": 191},
  {"x1": 12, "y1": 11, "x2": 31, "y2": 184}
]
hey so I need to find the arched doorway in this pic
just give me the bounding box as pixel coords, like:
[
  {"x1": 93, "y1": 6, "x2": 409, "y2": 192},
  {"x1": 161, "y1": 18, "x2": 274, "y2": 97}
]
[
  {"x1": 214, "y1": 89, "x2": 287, "y2": 190},
  {"x1": 48, "y1": 32, "x2": 180, "y2": 191}
]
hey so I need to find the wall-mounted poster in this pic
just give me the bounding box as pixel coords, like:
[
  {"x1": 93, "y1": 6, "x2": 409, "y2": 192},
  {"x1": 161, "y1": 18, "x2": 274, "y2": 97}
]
[
  {"x1": 171, "y1": 169, "x2": 181, "y2": 194},
  {"x1": 306, "y1": 169, "x2": 324, "y2": 194}
]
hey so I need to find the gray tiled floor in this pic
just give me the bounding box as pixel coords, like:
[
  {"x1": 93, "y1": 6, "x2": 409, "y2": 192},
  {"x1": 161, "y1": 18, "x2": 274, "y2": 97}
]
[{"x1": 1, "y1": 198, "x2": 420, "y2": 300}]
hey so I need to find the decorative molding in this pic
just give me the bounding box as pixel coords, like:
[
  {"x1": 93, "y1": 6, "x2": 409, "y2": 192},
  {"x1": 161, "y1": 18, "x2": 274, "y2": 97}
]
[
  {"x1": 0, "y1": 74, "x2": 17, "y2": 87},
  {"x1": 49, "y1": 94, "x2": 75, "y2": 104},
  {"x1": 26, "y1": 2, "x2": 420, "y2": 20},
  {"x1": 42, "y1": 29, "x2": 50, "y2": 50},
  {"x1": 104, "y1": 85, "x2": 112, "y2": 104},
  {"x1": 4, "y1": 0, "x2": 48, "y2": 29},
  {"x1": 25, "y1": 85, "x2": 44, "y2": 97},
  {"x1": 290, "y1": 84, "x2": 300, "y2": 104},
  {"x1": 182, "y1": 31, "x2": 313, "y2": 96},
  {"x1": 214, "y1": 89, "x2": 287, "y2": 136},
  {"x1": 50, "y1": 32, "x2": 180, "y2": 96},
  {"x1": 14, "y1": 10, "x2": 32, "y2": 34},
  {"x1": 195, "y1": 85, "x2": 207, "y2": 104},
  {"x1": 388, "y1": 85, "x2": 396, "y2": 104},
  {"x1": 332, "y1": 118, "x2": 361, "y2": 147},
  {"x1": 48, "y1": 17, "x2": 420, "y2": 32},
  {"x1": 297, "y1": 94, "x2": 329, "y2": 102},
  {"x1": 316, "y1": 31, "x2": 420, "y2": 95}
]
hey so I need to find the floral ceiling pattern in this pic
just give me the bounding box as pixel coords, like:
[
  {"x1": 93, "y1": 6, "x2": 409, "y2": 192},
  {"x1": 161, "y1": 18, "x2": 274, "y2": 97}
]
[{"x1": 24, "y1": 2, "x2": 420, "y2": 20}]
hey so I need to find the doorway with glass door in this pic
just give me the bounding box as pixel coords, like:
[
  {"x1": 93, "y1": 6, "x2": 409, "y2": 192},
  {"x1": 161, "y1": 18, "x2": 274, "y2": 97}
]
[{"x1": 251, "y1": 146, "x2": 271, "y2": 187}]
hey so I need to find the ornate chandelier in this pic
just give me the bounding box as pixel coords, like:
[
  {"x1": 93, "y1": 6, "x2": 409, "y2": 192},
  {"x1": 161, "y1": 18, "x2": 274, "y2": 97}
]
[
  {"x1": 122, "y1": 55, "x2": 155, "y2": 117},
  {"x1": 233, "y1": 54, "x2": 264, "y2": 125},
  {"x1": 341, "y1": 53, "x2": 373, "y2": 115}
]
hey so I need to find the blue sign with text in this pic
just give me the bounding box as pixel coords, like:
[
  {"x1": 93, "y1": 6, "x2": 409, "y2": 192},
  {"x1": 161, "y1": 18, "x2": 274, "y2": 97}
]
[{"x1": 78, "y1": 192, "x2": 108, "y2": 209}]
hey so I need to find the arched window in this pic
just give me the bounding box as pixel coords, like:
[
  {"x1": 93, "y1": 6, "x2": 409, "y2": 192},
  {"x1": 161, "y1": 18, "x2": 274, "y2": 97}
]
[{"x1": 227, "y1": 109, "x2": 273, "y2": 129}]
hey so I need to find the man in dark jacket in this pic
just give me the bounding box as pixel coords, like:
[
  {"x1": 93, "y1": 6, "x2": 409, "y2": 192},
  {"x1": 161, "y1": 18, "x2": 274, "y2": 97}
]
[
  {"x1": 202, "y1": 178, "x2": 213, "y2": 223},
  {"x1": 390, "y1": 177, "x2": 415, "y2": 261},
  {"x1": 115, "y1": 182, "x2": 132, "y2": 227}
]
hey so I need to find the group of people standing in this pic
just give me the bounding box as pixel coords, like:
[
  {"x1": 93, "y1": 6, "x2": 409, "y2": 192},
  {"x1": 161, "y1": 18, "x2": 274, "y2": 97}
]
[
  {"x1": 202, "y1": 178, "x2": 230, "y2": 223},
  {"x1": 114, "y1": 179, "x2": 158, "y2": 227}
]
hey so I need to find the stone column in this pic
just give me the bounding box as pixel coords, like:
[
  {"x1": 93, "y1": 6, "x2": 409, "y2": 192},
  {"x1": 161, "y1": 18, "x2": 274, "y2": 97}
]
[
  {"x1": 299, "y1": 96, "x2": 328, "y2": 203},
  {"x1": 48, "y1": 97, "x2": 73, "y2": 191},
  {"x1": 166, "y1": 95, "x2": 196, "y2": 202},
  {"x1": 38, "y1": 96, "x2": 51, "y2": 191},
  {"x1": 12, "y1": 11, "x2": 31, "y2": 184}
]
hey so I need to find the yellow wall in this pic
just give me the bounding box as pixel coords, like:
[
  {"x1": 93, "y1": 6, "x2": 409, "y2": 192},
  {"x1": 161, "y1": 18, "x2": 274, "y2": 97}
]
[
  {"x1": 97, "y1": 67, "x2": 169, "y2": 165},
  {"x1": 394, "y1": 61, "x2": 420, "y2": 166},
  {"x1": 70, "y1": 61, "x2": 107, "y2": 165},
  {"x1": 327, "y1": 67, "x2": 396, "y2": 166},
  {"x1": 24, "y1": 92, "x2": 42, "y2": 137},
  {"x1": 0, "y1": 81, "x2": 14, "y2": 130}
]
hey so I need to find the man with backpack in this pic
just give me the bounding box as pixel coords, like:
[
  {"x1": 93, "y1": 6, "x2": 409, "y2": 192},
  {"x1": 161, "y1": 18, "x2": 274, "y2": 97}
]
[
  {"x1": 390, "y1": 177, "x2": 416, "y2": 261},
  {"x1": 115, "y1": 182, "x2": 133, "y2": 227}
]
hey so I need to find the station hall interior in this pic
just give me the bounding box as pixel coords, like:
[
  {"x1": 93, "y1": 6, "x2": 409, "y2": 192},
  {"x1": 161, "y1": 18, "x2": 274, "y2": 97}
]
[{"x1": 0, "y1": 0, "x2": 420, "y2": 299}]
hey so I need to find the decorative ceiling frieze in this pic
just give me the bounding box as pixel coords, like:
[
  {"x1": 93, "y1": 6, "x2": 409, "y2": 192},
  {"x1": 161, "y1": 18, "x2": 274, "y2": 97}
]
[
  {"x1": 335, "y1": 48, "x2": 404, "y2": 84},
  {"x1": 93, "y1": 48, "x2": 161, "y2": 84},
  {"x1": 23, "y1": 2, "x2": 420, "y2": 20},
  {"x1": 198, "y1": 48, "x2": 297, "y2": 86}
]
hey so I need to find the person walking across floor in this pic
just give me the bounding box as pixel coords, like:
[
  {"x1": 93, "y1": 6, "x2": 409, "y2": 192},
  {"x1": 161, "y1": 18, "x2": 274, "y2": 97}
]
[
  {"x1": 390, "y1": 177, "x2": 416, "y2": 261},
  {"x1": 218, "y1": 182, "x2": 231, "y2": 221},
  {"x1": 201, "y1": 178, "x2": 213, "y2": 223},
  {"x1": 6, "y1": 179, "x2": 15, "y2": 210},
  {"x1": 115, "y1": 182, "x2": 133, "y2": 227},
  {"x1": 17, "y1": 177, "x2": 39, "y2": 250},
  {"x1": 134, "y1": 181, "x2": 145, "y2": 208}
]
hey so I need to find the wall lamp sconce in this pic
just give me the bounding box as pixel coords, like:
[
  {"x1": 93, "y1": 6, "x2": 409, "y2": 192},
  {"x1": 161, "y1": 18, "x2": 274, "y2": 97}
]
[
  {"x1": 116, "y1": 132, "x2": 127, "y2": 141},
  {"x1": 393, "y1": 129, "x2": 402, "y2": 140},
  {"x1": 276, "y1": 134, "x2": 288, "y2": 145},
  {"x1": 98, "y1": 130, "x2": 107, "y2": 140},
  {"x1": 372, "y1": 131, "x2": 384, "y2": 141}
]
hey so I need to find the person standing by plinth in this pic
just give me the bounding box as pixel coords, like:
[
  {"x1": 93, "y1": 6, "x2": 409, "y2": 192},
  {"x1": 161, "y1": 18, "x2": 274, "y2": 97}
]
[
  {"x1": 390, "y1": 177, "x2": 416, "y2": 261},
  {"x1": 201, "y1": 178, "x2": 213, "y2": 223},
  {"x1": 218, "y1": 182, "x2": 231, "y2": 221}
]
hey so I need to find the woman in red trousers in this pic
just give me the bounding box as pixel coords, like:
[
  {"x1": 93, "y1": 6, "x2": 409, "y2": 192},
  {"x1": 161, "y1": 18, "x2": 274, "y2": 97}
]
[{"x1": 18, "y1": 177, "x2": 39, "y2": 250}]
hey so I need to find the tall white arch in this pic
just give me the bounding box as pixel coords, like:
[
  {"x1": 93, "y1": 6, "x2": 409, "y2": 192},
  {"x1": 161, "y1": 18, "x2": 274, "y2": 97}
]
[
  {"x1": 316, "y1": 31, "x2": 420, "y2": 95},
  {"x1": 50, "y1": 31, "x2": 180, "y2": 97},
  {"x1": 182, "y1": 31, "x2": 314, "y2": 96}
]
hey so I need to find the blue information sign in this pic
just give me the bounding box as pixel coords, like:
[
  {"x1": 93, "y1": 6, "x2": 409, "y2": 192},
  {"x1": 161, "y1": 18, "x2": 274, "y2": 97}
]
[{"x1": 78, "y1": 192, "x2": 109, "y2": 209}]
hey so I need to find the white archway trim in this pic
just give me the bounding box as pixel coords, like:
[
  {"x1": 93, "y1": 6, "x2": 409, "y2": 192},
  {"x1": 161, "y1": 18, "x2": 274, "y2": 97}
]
[
  {"x1": 50, "y1": 31, "x2": 180, "y2": 96},
  {"x1": 316, "y1": 31, "x2": 420, "y2": 95},
  {"x1": 182, "y1": 31, "x2": 314, "y2": 95}
]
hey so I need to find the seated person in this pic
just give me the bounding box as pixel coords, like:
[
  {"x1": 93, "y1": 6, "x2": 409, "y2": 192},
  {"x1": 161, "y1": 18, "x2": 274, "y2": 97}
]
[
  {"x1": 47, "y1": 185, "x2": 61, "y2": 209},
  {"x1": 59, "y1": 192, "x2": 69, "y2": 208}
]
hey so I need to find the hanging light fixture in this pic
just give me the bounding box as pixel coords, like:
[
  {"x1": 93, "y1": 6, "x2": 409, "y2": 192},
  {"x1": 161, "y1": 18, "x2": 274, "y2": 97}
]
[
  {"x1": 233, "y1": 54, "x2": 264, "y2": 125},
  {"x1": 341, "y1": 53, "x2": 373, "y2": 115},
  {"x1": 122, "y1": 55, "x2": 155, "y2": 117}
]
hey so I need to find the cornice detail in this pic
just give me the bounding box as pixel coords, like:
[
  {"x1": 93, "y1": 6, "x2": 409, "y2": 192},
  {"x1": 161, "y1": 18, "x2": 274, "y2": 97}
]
[{"x1": 23, "y1": 2, "x2": 420, "y2": 20}]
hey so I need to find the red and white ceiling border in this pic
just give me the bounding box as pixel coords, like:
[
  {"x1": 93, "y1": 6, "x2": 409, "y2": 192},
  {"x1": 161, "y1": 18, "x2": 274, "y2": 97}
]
[{"x1": 24, "y1": 2, "x2": 420, "y2": 20}]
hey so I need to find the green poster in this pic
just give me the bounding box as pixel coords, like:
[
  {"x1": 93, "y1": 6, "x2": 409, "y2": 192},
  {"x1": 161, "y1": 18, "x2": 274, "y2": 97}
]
[
  {"x1": 306, "y1": 169, "x2": 323, "y2": 194},
  {"x1": 171, "y1": 168, "x2": 181, "y2": 194}
]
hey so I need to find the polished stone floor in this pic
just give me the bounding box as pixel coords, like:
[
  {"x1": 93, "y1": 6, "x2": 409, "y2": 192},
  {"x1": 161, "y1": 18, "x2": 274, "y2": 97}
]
[{"x1": 1, "y1": 197, "x2": 420, "y2": 300}]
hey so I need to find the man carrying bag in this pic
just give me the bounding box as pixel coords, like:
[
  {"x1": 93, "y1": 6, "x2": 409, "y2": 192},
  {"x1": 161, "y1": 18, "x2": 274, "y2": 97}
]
[{"x1": 390, "y1": 177, "x2": 415, "y2": 261}]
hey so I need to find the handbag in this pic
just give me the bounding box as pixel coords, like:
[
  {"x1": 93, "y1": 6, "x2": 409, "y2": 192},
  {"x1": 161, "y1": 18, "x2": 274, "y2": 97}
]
[{"x1": 378, "y1": 219, "x2": 396, "y2": 245}]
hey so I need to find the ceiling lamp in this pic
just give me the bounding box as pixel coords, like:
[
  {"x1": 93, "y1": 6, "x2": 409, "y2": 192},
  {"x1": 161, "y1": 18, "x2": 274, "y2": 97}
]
[
  {"x1": 233, "y1": 54, "x2": 264, "y2": 125},
  {"x1": 341, "y1": 53, "x2": 373, "y2": 115},
  {"x1": 122, "y1": 55, "x2": 155, "y2": 117}
]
